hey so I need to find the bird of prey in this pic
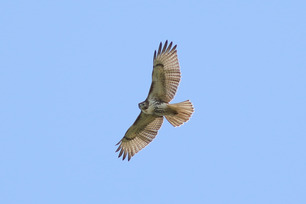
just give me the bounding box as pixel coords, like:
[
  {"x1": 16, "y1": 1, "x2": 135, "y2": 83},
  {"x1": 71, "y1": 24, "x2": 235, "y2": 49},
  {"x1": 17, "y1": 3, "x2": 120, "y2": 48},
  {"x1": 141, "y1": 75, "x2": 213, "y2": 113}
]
[{"x1": 116, "y1": 40, "x2": 194, "y2": 161}]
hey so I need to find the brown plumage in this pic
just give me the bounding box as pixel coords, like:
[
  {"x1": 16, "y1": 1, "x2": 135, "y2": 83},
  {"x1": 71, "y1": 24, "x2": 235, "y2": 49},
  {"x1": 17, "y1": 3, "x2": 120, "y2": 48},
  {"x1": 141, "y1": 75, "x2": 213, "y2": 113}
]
[{"x1": 116, "y1": 40, "x2": 194, "y2": 161}]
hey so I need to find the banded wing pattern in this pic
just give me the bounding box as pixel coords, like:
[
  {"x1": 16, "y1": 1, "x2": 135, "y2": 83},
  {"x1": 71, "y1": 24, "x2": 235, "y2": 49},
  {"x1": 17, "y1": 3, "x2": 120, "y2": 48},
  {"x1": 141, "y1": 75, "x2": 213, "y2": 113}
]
[
  {"x1": 148, "y1": 40, "x2": 181, "y2": 102},
  {"x1": 116, "y1": 112, "x2": 164, "y2": 161}
]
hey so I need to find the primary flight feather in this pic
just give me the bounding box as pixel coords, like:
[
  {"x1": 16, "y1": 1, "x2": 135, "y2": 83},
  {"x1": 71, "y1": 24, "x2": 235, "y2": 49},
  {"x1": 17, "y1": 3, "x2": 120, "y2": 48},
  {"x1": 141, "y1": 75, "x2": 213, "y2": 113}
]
[{"x1": 116, "y1": 40, "x2": 194, "y2": 161}]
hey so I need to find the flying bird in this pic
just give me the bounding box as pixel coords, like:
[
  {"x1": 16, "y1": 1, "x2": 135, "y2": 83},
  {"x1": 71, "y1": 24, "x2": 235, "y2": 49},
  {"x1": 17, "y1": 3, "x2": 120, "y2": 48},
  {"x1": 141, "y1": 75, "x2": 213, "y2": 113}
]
[{"x1": 116, "y1": 40, "x2": 194, "y2": 161}]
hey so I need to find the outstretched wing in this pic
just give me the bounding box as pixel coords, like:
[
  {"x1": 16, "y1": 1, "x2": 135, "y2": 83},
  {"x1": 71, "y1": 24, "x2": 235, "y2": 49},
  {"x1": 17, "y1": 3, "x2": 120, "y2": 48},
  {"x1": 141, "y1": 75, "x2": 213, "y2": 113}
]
[
  {"x1": 147, "y1": 40, "x2": 181, "y2": 103},
  {"x1": 116, "y1": 112, "x2": 164, "y2": 161}
]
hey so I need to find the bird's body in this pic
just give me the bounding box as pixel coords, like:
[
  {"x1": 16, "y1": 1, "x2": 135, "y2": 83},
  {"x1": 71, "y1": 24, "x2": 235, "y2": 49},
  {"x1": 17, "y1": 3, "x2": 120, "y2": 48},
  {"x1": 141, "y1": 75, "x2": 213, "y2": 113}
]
[
  {"x1": 139, "y1": 100, "x2": 170, "y2": 116},
  {"x1": 116, "y1": 41, "x2": 194, "y2": 161}
]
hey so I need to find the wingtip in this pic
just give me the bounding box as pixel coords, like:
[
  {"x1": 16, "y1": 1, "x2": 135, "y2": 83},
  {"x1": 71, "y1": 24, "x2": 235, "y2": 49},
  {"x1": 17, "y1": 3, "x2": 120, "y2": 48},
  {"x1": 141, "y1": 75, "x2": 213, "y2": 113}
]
[
  {"x1": 158, "y1": 42, "x2": 162, "y2": 55},
  {"x1": 162, "y1": 40, "x2": 168, "y2": 53},
  {"x1": 172, "y1": 44, "x2": 177, "y2": 51},
  {"x1": 154, "y1": 40, "x2": 177, "y2": 58},
  {"x1": 123, "y1": 151, "x2": 127, "y2": 160}
]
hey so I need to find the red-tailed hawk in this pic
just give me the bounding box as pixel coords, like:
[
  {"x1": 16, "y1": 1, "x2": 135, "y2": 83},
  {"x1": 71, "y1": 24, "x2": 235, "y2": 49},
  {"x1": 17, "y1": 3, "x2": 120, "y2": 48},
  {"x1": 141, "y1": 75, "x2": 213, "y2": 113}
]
[{"x1": 116, "y1": 40, "x2": 194, "y2": 161}]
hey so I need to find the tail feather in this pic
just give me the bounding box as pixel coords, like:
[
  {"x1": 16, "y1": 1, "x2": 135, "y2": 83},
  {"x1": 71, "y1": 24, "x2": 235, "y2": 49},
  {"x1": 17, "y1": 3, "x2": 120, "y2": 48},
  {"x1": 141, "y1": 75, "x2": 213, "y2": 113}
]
[{"x1": 165, "y1": 100, "x2": 194, "y2": 127}]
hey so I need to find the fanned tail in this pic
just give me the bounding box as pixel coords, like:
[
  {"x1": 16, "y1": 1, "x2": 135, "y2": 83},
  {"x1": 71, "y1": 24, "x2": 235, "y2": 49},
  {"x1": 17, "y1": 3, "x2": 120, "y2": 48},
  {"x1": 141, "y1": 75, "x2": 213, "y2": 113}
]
[{"x1": 165, "y1": 100, "x2": 194, "y2": 127}]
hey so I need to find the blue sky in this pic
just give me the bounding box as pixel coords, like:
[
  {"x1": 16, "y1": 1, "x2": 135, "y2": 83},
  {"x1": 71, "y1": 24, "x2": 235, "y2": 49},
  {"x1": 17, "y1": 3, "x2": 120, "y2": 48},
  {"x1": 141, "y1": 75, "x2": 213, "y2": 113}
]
[{"x1": 1, "y1": 1, "x2": 305, "y2": 203}]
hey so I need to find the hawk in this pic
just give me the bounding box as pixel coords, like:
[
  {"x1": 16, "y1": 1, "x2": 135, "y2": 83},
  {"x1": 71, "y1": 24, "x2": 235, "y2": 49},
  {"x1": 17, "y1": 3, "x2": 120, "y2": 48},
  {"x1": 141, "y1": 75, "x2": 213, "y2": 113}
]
[{"x1": 116, "y1": 40, "x2": 194, "y2": 161}]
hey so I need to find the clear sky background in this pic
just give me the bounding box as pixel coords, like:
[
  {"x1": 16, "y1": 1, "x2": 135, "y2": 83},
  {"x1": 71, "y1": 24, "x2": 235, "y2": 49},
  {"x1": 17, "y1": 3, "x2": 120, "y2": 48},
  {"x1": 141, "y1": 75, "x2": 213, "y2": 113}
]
[{"x1": 1, "y1": 1, "x2": 305, "y2": 203}]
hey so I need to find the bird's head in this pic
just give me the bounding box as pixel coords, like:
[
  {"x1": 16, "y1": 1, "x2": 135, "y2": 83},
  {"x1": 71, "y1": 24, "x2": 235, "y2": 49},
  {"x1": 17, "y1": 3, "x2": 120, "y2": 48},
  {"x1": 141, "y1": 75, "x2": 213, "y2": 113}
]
[{"x1": 138, "y1": 101, "x2": 148, "y2": 111}]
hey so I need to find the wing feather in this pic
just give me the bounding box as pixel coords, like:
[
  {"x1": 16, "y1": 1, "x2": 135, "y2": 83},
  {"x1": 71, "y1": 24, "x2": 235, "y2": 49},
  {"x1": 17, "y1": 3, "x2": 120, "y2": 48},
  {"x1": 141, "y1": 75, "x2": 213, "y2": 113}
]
[
  {"x1": 147, "y1": 40, "x2": 181, "y2": 102},
  {"x1": 116, "y1": 112, "x2": 164, "y2": 161}
]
